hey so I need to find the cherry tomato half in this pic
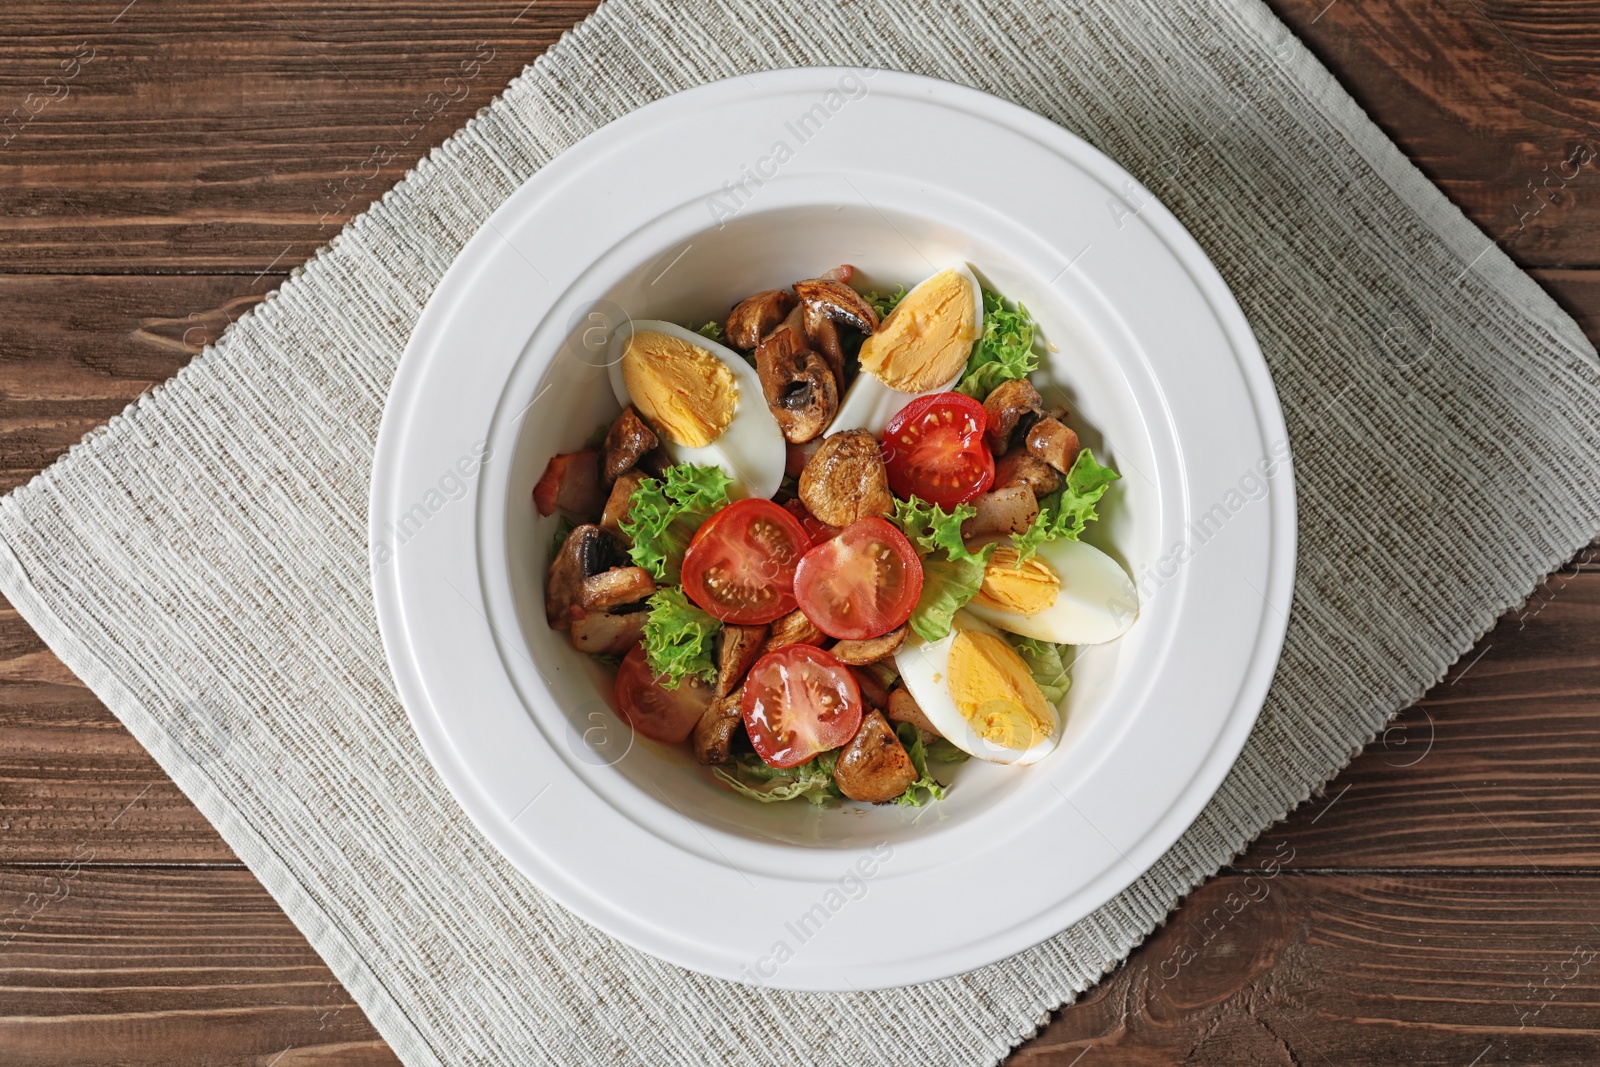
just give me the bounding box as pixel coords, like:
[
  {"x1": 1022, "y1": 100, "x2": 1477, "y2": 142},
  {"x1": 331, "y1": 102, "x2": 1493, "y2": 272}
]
[
  {"x1": 741, "y1": 644, "x2": 864, "y2": 768},
  {"x1": 681, "y1": 498, "x2": 810, "y2": 625},
  {"x1": 881, "y1": 391, "x2": 995, "y2": 508},
  {"x1": 793, "y1": 517, "x2": 923, "y2": 640},
  {"x1": 614, "y1": 644, "x2": 714, "y2": 744}
]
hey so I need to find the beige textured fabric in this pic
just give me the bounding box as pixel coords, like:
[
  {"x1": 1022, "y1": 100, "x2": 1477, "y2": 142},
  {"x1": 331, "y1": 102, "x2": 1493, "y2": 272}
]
[{"x1": 4, "y1": 1, "x2": 1598, "y2": 1063}]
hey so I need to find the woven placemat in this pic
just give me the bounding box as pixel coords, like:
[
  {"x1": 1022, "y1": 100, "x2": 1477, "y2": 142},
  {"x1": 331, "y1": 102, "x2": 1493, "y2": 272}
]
[{"x1": 5, "y1": 0, "x2": 1599, "y2": 1063}]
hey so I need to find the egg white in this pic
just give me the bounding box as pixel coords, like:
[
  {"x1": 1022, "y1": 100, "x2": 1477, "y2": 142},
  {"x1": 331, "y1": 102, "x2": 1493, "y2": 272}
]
[
  {"x1": 606, "y1": 319, "x2": 786, "y2": 500},
  {"x1": 825, "y1": 262, "x2": 985, "y2": 437},
  {"x1": 894, "y1": 611, "x2": 1061, "y2": 766},
  {"x1": 963, "y1": 537, "x2": 1138, "y2": 646}
]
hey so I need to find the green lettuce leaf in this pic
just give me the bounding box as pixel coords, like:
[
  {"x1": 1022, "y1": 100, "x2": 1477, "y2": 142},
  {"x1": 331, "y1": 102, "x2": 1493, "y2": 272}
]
[
  {"x1": 891, "y1": 496, "x2": 996, "y2": 641},
  {"x1": 1011, "y1": 449, "x2": 1120, "y2": 562},
  {"x1": 641, "y1": 587, "x2": 720, "y2": 690},
  {"x1": 893, "y1": 722, "x2": 948, "y2": 807},
  {"x1": 955, "y1": 290, "x2": 1039, "y2": 401},
  {"x1": 890, "y1": 496, "x2": 995, "y2": 566},
  {"x1": 908, "y1": 554, "x2": 986, "y2": 642},
  {"x1": 867, "y1": 285, "x2": 906, "y2": 319},
  {"x1": 695, "y1": 319, "x2": 726, "y2": 343},
  {"x1": 1009, "y1": 636, "x2": 1072, "y2": 705},
  {"x1": 926, "y1": 738, "x2": 971, "y2": 764},
  {"x1": 713, "y1": 750, "x2": 841, "y2": 806},
  {"x1": 621, "y1": 463, "x2": 732, "y2": 583}
]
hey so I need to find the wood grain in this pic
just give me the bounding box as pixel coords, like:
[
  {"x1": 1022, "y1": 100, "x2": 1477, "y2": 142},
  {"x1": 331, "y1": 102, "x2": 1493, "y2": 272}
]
[
  {"x1": 4, "y1": 865, "x2": 1598, "y2": 1067},
  {"x1": 1, "y1": 0, "x2": 1599, "y2": 1064},
  {"x1": 0, "y1": 1, "x2": 1599, "y2": 270},
  {"x1": 0, "y1": 275, "x2": 267, "y2": 492},
  {"x1": 1269, "y1": 0, "x2": 1600, "y2": 267},
  {"x1": 1013, "y1": 870, "x2": 1600, "y2": 1065},
  {"x1": 0, "y1": 1, "x2": 600, "y2": 274},
  {"x1": 0, "y1": 868, "x2": 396, "y2": 1067},
  {"x1": 1252, "y1": 545, "x2": 1600, "y2": 870}
]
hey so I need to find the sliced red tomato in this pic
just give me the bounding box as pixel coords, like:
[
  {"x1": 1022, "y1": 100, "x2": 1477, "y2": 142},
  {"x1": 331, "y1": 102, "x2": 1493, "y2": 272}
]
[
  {"x1": 792, "y1": 517, "x2": 923, "y2": 640},
  {"x1": 614, "y1": 645, "x2": 714, "y2": 744},
  {"x1": 741, "y1": 645, "x2": 864, "y2": 768},
  {"x1": 681, "y1": 498, "x2": 810, "y2": 625},
  {"x1": 880, "y1": 391, "x2": 995, "y2": 508}
]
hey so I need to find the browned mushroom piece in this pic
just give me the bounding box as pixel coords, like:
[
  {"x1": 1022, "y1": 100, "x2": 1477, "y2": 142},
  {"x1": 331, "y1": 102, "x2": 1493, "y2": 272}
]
[
  {"x1": 601, "y1": 406, "x2": 660, "y2": 483},
  {"x1": 754, "y1": 319, "x2": 839, "y2": 444},
  {"x1": 830, "y1": 625, "x2": 908, "y2": 666},
  {"x1": 636, "y1": 445, "x2": 673, "y2": 477},
  {"x1": 715, "y1": 623, "x2": 769, "y2": 697},
  {"x1": 760, "y1": 608, "x2": 826, "y2": 654},
  {"x1": 959, "y1": 484, "x2": 1040, "y2": 538},
  {"x1": 1025, "y1": 416, "x2": 1082, "y2": 474},
  {"x1": 994, "y1": 447, "x2": 1062, "y2": 497},
  {"x1": 833, "y1": 709, "x2": 919, "y2": 803},
  {"x1": 793, "y1": 278, "x2": 880, "y2": 389},
  {"x1": 693, "y1": 689, "x2": 745, "y2": 765},
  {"x1": 570, "y1": 610, "x2": 647, "y2": 656},
  {"x1": 797, "y1": 429, "x2": 895, "y2": 527},
  {"x1": 724, "y1": 289, "x2": 798, "y2": 350},
  {"x1": 580, "y1": 566, "x2": 656, "y2": 612},
  {"x1": 793, "y1": 277, "x2": 880, "y2": 335},
  {"x1": 546, "y1": 524, "x2": 628, "y2": 629},
  {"x1": 600, "y1": 469, "x2": 646, "y2": 543},
  {"x1": 802, "y1": 305, "x2": 846, "y2": 387},
  {"x1": 982, "y1": 377, "x2": 1045, "y2": 455},
  {"x1": 887, "y1": 686, "x2": 942, "y2": 741}
]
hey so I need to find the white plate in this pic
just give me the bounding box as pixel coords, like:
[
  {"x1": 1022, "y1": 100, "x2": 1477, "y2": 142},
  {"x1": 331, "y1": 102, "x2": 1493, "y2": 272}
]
[{"x1": 371, "y1": 68, "x2": 1295, "y2": 991}]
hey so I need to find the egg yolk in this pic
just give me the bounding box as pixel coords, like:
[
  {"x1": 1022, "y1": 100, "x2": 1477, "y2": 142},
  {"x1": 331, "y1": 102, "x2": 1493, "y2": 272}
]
[
  {"x1": 972, "y1": 545, "x2": 1060, "y2": 617},
  {"x1": 947, "y1": 630, "x2": 1055, "y2": 751},
  {"x1": 858, "y1": 268, "x2": 978, "y2": 393},
  {"x1": 621, "y1": 331, "x2": 737, "y2": 448}
]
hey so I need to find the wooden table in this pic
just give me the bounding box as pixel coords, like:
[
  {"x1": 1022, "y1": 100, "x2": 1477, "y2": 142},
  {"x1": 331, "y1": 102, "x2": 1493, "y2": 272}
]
[{"x1": 2, "y1": 2, "x2": 1597, "y2": 1063}]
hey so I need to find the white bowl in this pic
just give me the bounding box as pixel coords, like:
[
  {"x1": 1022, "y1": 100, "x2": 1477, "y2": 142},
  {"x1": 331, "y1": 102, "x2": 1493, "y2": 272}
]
[{"x1": 371, "y1": 68, "x2": 1295, "y2": 991}]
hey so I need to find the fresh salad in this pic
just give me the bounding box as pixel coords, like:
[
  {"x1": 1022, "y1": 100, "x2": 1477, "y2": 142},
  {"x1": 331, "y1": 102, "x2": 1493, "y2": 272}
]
[{"x1": 535, "y1": 263, "x2": 1138, "y2": 807}]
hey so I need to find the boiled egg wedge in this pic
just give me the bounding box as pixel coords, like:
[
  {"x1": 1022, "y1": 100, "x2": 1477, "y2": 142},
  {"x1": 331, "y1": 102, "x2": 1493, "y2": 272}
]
[
  {"x1": 606, "y1": 320, "x2": 786, "y2": 500},
  {"x1": 826, "y1": 263, "x2": 983, "y2": 436},
  {"x1": 962, "y1": 537, "x2": 1138, "y2": 646},
  {"x1": 894, "y1": 611, "x2": 1061, "y2": 765}
]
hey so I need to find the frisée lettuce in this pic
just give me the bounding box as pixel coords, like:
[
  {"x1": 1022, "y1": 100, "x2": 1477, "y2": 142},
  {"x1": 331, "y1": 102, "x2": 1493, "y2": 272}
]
[{"x1": 620, "y1": 463, "x2": 732, "y2": 584}]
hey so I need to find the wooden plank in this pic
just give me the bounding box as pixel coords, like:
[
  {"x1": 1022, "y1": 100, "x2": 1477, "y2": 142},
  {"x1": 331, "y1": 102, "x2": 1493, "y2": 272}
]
[
  {"x1": 0, "y1": 1, "x2": 601, "y2": 273},
  {"x1": 1534, "y1": 268, "x2": 1600, "y2": 342},
  {"x1": 0, "y1": 596, "x2": 233, "y2": 864},
  {"x1": 0, "y1": 867, "x2": 395, "y2": 1066},
  {"x1": 0, "y1": 1, "x2": 1598, "y2": 271},
  {"x1": 1270, "y1": 0, "x2": 1600, "y2": 268},
  {"x1": 1252, "y1": 542, "x2": 1600, "y2": 870},
  {"x1": 1013, "y1": 868, "x2": 1600, "y2": 1065},
  {"x1": 4, "y1": 865, "x2": 1597, "y2": 1066},
  {"x1": 0, "y1": 274, "x2": 266, "y2": 493}
]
